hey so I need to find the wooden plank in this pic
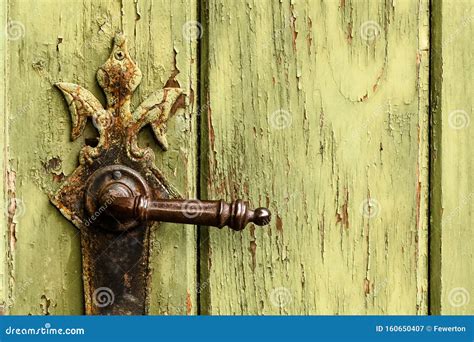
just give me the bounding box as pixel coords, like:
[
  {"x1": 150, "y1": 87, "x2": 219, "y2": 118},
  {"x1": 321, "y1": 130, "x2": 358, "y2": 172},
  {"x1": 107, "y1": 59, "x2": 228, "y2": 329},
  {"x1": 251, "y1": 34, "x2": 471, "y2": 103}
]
[
  {"x1": 430, "y1": 0, "x2": 473, "y2": 314},
  {"x1": 0, "y1": 0, "x2": 7, "y2": 314},
  {"x1": 5, "y1": 0, "x2": 197, "y2": 314},
  {"x1": 127, "y1": 0, "x2": 199, "y2": 315},
  {"x1": 200, "y1": 0, "x2": 429, "y2": 314}
]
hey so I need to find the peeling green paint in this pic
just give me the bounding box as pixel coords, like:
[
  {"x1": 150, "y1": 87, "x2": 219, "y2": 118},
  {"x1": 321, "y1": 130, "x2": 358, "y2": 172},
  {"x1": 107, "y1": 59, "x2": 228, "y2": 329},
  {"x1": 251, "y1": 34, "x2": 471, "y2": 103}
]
[
  {"x1": 3, "y1": 0, "x2": 198, "y2": 314},
  {"x1": 200, "y1": 0, "x2": 430, "y2": 314},
  {"x1": 1, "y1": 0, "x2": 472, "y2": 316}
]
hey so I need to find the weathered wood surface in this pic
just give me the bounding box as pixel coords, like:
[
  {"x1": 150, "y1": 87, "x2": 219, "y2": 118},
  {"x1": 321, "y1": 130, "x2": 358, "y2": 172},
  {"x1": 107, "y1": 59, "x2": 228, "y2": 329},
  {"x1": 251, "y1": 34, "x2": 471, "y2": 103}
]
[
  {"x1": 200, "y1": 0, "x2": 430, "y2": 314},
  {"x1": 430, "y1": 0, "x2": 473, "y2": 315},
  {"x1": 0, "y1": 0, "x2": 7, "y2": 314},
  {"x1": 2, "y1": 0, "x2": 198, "y2": 314},
  {"x1": 1, "y1": 0, "x2": 472, "y2": 316}
]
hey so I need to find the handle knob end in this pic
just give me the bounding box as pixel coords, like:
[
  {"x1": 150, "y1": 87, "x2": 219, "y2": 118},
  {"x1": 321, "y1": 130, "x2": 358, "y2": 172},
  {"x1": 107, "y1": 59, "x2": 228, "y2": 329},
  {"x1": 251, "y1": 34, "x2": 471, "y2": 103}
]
[{"x1": 253, "y1": 207, "x2": 271, "y2": 226}]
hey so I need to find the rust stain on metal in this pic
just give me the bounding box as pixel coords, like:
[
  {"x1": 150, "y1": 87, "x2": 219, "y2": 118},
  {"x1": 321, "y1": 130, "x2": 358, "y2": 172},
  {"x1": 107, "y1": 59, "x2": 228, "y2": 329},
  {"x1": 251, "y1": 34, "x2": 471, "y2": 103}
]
[
  {"x1": 51, "y1": 33, "x2": 186, "y2": 315},
  {"x1": 51, "y1": 172, "x2": 66, "y2": 183},
  {"x1": 51, "y1": 32, "x2": 272, "y2": 316}
]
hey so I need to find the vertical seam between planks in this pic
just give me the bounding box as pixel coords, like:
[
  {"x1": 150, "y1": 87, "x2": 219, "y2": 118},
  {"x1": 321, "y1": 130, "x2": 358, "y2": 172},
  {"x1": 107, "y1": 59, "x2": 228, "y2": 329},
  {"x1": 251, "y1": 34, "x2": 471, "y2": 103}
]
[
  {"x1": 428, "y1": 0, "x2": 443, "y2": 315},
  {"x1": 197, "y1": 0, "x2": 212, "y2": 315},
  {"x1": 196, "y1": 0, "x2": 201, "y2": 315},
  {"x1": 427, "y1": 0, "x2": 433, "y2": 315},
  {"x1": 196, "y1": 0, "x2": 204, "y2": 316}
]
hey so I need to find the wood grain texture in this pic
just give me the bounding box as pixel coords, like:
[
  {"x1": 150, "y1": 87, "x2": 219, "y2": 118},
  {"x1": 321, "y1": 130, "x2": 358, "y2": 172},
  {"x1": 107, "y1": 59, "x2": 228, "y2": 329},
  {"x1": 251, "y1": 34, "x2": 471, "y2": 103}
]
[
  {"x1": 4, "y1": 0, "x2": 197, "y2": 314},
  {"x1": 200, "y1": 0, "x2": 429, "y2": 314},
  {"x1": 430, "y1": 0, "x2": 473, "y2": 314}
]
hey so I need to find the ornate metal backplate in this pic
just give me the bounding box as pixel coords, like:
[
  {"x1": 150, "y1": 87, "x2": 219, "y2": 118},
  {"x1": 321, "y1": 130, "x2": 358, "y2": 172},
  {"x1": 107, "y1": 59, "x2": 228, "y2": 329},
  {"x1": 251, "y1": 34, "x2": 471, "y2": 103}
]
[{"x1": 51, "y1": 33, "x2": 186, "y2": 315}]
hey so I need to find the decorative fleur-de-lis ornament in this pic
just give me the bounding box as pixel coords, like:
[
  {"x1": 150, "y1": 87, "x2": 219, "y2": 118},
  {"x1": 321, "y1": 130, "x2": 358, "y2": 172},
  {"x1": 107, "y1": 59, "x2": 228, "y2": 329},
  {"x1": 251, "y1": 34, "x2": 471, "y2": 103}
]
[{"x1": 51, "y1": 33, "x2": 186, "y2": 315}]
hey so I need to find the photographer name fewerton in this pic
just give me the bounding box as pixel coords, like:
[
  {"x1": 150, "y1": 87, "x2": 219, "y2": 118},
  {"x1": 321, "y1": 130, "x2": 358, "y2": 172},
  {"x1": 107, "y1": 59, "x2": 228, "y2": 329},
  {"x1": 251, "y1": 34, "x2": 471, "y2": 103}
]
[
  {"x1": 375, "y1": 324, "x2": 467, "y2": 333},
  {"x1": 431, "y1": 325, "x2": 467, "y2": 332}
]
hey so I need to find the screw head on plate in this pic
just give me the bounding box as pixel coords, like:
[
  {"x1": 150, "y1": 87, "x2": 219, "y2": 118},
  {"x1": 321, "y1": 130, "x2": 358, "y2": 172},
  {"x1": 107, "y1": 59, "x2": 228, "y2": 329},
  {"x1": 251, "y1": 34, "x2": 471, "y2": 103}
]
[{"x1": 112, "y1": 170, "x2": 122, "y2": 180}]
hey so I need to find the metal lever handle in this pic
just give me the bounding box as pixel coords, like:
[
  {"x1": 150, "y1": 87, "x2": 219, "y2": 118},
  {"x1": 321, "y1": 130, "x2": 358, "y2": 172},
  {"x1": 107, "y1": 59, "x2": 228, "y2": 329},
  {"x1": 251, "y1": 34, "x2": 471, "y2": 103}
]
[
  {"x1": 105, "y1": 196, "x2": 271, "y2": 231},
  {"x1": 84, "y1": 165, "x2": 271, "y2": 232}
]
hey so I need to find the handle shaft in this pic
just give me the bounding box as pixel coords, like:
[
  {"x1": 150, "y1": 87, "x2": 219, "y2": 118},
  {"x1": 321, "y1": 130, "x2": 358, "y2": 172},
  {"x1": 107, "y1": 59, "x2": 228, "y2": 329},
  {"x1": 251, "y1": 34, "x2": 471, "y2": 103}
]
[{"x1": 106, "y1": 196, "x2": 271, "y2": 231}]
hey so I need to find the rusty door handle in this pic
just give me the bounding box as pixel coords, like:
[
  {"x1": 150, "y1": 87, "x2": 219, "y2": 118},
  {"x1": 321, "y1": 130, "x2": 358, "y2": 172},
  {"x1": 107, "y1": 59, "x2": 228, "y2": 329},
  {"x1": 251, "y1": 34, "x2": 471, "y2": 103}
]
[
  {"x1": 51, "y1": 33, "x2": 272, "y2": 315},
  {"x1": 84, "y1": 165, "x2": 271, "y2": 232},
  {"x1": 108, "y1": 197, "x2": 271, "y2": 231}
]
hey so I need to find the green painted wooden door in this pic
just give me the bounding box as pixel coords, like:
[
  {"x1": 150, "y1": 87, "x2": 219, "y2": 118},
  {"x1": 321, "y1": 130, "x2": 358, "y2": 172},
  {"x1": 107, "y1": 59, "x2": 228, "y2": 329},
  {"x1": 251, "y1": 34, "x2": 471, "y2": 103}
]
[{"x1": 1, "y1": 0, "x2": 472, "y2": 315}]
